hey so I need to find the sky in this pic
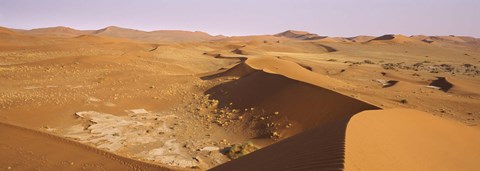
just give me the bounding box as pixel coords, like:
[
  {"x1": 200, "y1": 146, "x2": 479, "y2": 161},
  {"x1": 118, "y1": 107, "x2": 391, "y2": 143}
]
[{"x1": 0, "y1": 0, "x2": 479, "y2": 37}]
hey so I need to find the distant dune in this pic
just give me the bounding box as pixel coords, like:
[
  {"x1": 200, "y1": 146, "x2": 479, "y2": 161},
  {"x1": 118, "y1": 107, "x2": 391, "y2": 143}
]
[
  {"x1": 4, "y1": 26, "x2": 479, "y2": 46},
  {"x1": 93, "y1": 26, "x2": 224, "y2": 42},
  {"x1": 1, "y1": 25, "x2": 479, "y2": 171},
  {"x1": 367, "y1": 34, "x2": 422, "y2": 44},
  {"x1": 93, "y1": 26, "x2": 188, "y2": 42},
  {"x1": 17, "y1": 26, "x2": 94, "y2": 37},
  {"x1": 411, "y1": 35, "x2": 480, "y2": 47},
  {"x1": 0, "y1": 26, "x2": 18, "y2": 36},
  {"x1": 346, "y1": 36, "x2": 376, "y2": 42},
  {"x1": 316, "y1": 37, "x2": 351, "y2": 43},
  {"x1": 13, "y1": 26, "x2": 224, "y2": 42},
  {"x1": 275, "y1": 30, "x2": 327, "y2": 40}
]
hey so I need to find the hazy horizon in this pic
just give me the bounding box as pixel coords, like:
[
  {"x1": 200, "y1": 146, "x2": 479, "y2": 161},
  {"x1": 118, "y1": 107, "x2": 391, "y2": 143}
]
[{"x1": 1, "y1": 0, "x2": 479, "y2": 37}]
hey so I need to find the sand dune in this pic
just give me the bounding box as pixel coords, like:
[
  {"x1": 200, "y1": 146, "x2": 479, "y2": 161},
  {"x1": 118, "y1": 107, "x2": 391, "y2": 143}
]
[
  {"x1": 368, "y1": 34, "x2": 422, "y2": 44},
  {"x1": 346, "y1": 36, "x2": 376, "y2": 42},
  {"x1": 275, "y1": 30, "x2": 327, "y2": 40},
  {"x1": 203, "y1": 56, "x2": 379, "y2": 138},
  {"x1": 212, "y1": 108, "x2": 480, "y2": 171},
  {"x1": 213, "y1": 36, "x2": 336, "y2": 56},
  {"x1": 0, "y1": 27, "x2": 18, "y2": 36},
  {"x1": 435, "y1": 76, "x2": 480, "y2": 96},
  {"x1": 0, "y1": 122, "x2": 171, "y2": 171},
  {"x1": 18, "y1": 26, "x2": 93, "y2": 37},
  {"x1": 1, "y1": 25, "x2": 479, "y2": 170},
  {"x1": 14, "y1": 26, "x2": 224, "y2": 42},
  {"x1": 345, "y1": 108, "x2": 480, "y2": 171},
  {"x1": 72, "y1": 34, "x2": 135, "y2": 43},
  {"x1": 410, "y1": 35, "x2": 480, "y2": 47},
  {"x1": 94, "y1": 26, "x2": 224, "y2": 42},
  {"x1": 316, "y1": 37, "x2": 351, "y2": 43},
  {"x1": 211, "y1": 117, "x2": 350, "y2": 171}
]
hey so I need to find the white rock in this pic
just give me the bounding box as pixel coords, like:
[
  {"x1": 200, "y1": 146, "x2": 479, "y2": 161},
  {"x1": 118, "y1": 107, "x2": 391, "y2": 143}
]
[
  {"x1": 200, "y1": 146, "x2": 220, "y2": 151},
  {"x1": 426, "y1": 85, "x2": 441, "y2": 90},
  {"x1": 129, "y1": 109, "x2": 149, "y2": 114}
]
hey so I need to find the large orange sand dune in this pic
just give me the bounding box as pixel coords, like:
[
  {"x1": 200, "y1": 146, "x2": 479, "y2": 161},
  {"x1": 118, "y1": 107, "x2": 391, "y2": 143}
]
[{"x1": 212, "y1": 108, "x2": 480, "y2": 171}]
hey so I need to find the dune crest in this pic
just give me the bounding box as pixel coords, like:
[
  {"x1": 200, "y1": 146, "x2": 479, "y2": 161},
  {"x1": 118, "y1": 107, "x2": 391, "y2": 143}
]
[
  {"x1": 368, "y1": 34, "x2": 421, "y2": 44},
  {"x1": 345, "y1": 108, "x2": 480, "y2": 171},
  {"x1": 204, "y1": 56, "x2": 378, "y2": 139},
  {"x1": 212, "y1": 108, "x2": 480, "y2": 171}
]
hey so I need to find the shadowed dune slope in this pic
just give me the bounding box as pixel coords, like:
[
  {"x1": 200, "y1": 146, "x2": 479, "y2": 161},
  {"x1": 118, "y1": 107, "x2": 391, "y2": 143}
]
[
  {"x1": 346, "y1": 36, "x2": 375, "y2": 42},
  {"x1": 211, "y1": 117, "x2": 351, "y2": 171},
  {"x1": 368, "y1": 34, "x2": 421, "y2": 44},
  {"x1": 204, "y1": 56, "x2": 379, "y2": 137},
  {"x1": 212, "y1": 108, "x2": 480, "y2": 171},
  {"x1": 0, "y1": 123, "x2": 172, "y2": 171},
  {"x1": 275, "y1": 30, "x2": 327, "y2": 40}
]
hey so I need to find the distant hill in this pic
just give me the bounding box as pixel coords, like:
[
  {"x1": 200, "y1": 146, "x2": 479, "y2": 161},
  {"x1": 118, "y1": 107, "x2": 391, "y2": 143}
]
[
  {"x1": 411, "y1": 35, "x2": 480, "y2": 47},
  {"x1": 3, "y1": 26, "x2": 479, "y2": 46},
  {"x1": 0, "y1": 26, "x2": 19, "y2": 36},
  {"x1": 17, "y1": 26, "x2": 93, "y2": 37},
  {"x1": 93, "y1": 26, "x2": 224, "y2": 42},
  {"x1": 13, "y1": 26, "x2": 224, "y2": 42},
  {"x1": 275, "y1": 30, "x2": 327, "y2": 40}
]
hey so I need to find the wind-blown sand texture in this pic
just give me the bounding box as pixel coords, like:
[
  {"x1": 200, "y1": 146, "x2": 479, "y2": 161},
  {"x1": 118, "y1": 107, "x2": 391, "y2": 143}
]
[{"x1": 1, "y1": 26, "x2": 479, "y2": 170}]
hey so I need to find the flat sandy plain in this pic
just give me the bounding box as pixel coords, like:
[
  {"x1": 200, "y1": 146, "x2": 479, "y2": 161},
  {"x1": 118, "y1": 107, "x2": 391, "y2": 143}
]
[{"x1": 1, "y1": 27, "x2": 479, "y2": 170}]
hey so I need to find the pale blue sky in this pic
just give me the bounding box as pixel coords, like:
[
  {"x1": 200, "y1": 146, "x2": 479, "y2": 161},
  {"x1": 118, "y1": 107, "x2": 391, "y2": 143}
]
[{"x1": 0, "y1": 0, "x2": 479, "y2": 37}]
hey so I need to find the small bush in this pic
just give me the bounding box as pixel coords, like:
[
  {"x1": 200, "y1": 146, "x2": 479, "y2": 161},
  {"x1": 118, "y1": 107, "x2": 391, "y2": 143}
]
[
  {"x1": 400, "y1": 99, "x2": 408, "y2": 104},
  {"x1": 364, "y1": 60, "x2": 375, "y2": 64},
  {"x1": 224, "y1": 142, "x2": 259, "y2": 159}
]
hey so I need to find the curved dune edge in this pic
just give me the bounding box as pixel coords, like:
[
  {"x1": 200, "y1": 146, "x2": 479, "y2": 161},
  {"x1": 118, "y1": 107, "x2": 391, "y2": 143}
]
[
  {"x1": 202, "y1": 55, "x2": 354, "y2": 92},
  {"x1": 367, "y1": 34, "x2": 422, "y2": 44},
  {"x1": 211, "y1": 108, "x2": 480, "y2": 171},
  {"x1": 203, "y1": 56, "x2": 378, "y2": 138},
  {"x1": 0, "y1": 122, "x2": 175, "y2": 171},
  {"x1": 345, "y1": 108, "x2": 480, "y2": 171},
  {"x1": 245, "y1": 56, "x2": 350, "y2": 89}
]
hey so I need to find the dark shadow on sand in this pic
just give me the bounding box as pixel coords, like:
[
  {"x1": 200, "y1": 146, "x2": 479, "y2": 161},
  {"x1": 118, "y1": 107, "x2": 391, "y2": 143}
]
[
  {"x1": 206, "y1": 70, "x2": 380, "y2": 171},
  {"x1": 430, "y1": 77, "x2": 453, "y2": 92}
]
